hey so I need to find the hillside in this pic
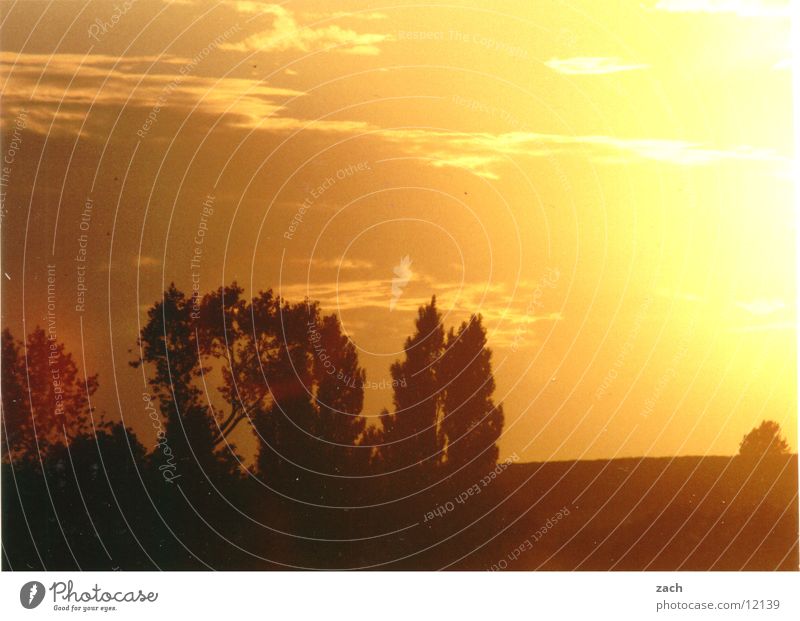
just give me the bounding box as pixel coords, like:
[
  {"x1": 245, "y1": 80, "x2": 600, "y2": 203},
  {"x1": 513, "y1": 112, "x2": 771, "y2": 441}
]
[{"x1": 416, "y1": 455, "x2": 799, "y2": 570}]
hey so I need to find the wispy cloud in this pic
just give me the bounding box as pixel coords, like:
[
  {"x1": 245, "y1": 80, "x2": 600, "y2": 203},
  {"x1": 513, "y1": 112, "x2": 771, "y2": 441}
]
[
  {"x1": 0, "y1": 51, "x2": 302, "y2": 135},
  {"x1": 428, "y1": 154, "x2": 502, "y2": 179},
  {"x1": 303, "y1": 257, "x2": 375, "y2": 270},
  {"x1": 736, "y1": 298, "x2": 785, "y2": 315},
  {"x1": 135, "y1": 256, "x2": 161, "y2": 269},
  {"x1": 99, "y1": 256, "x2": 161, "y2": 272},
  {"x1": 730, "y1": 297, "x2": 793, "y2": 332},
  {"x1": 378, "y1": 128, "x2": 788, "y2": 178},
  {"x1": 3, "y1": 50, "x2": 786, "y2": 180},
  {"x1": 228, "y1": 116, "x2": 370, "y2": 133},
  {"x1": 218, "y1": 4, "x2": 391, "y2": 55},
  {"x1": 0, "y1": 50, "x2": 384, "y2": 139},
  {"x1": 278, "y1": 274, "x2": 562, "y2": 347},
  {"x1": 545, "y1": 57, "x2": 649, "y2": 75},
  {"x1": 652, "y1": 0, "x2": 790, "y2": 17},
  {"x1": 306, "y1": 10, "x2": 390, "y2": 21}
]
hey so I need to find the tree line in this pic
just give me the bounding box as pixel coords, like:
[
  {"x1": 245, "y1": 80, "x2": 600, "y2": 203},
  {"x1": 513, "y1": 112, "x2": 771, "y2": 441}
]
[
  {"x1": 1, "y1": 283, "x2": 505, "y2": 568},
  {"x1": 1, "y1": 282, "x2": 790, "y2": 569}
]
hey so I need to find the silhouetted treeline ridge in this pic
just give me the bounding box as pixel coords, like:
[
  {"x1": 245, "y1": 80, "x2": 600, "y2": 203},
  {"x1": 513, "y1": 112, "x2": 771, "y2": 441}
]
[
  {"x1": 2, "y1": 283, "x2": 510, "y2": 568},
  {"x1": 1, "y1": 285, "x2": 795, "y2": 569}
]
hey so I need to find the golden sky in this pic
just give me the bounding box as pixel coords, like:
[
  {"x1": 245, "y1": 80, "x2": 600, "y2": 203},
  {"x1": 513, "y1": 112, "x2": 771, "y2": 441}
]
[{"x1": 1, "y1": 0, "x2": 795, "y2": 462}]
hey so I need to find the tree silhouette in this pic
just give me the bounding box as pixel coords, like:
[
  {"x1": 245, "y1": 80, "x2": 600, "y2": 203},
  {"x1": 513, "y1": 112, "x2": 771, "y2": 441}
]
[
  {"x1": 440, "y1": 314, "x2": 504, "y2": 477},
  {"x1": 133, "y1": 284, "x2": 270, "y2": 568},
  {"x1": 312, "y1": 313, "x2": 369, "y2": 477},
  {"x1": 4, "y1": 286, "x2": 798, "y2": 571},
  {"x1": 133, "y1": 284, "x2": 241, "y2": 480},
  {"x1": 1, "y1": 327, "x2": 177, "y2": 569},
  {"x1": 251, "y1": 296, "x2": 321, "y2": 496},
  {"x1": 739, "y1": 420, "x2": 790, "y2": 459},
  {"x1": 192, "y1": 286, "x2": 374, "y2": 553},
  {"x1": 194, "y1": 282, "x2": 252, "y2": 445},
  {"x1": 2, "y1": 327, "x2": 98, "y2": 462},
  {"x1": 1, "y1": 328, "x2": 28, "y2": 460},
  {"x1": 382, "y1": 296, "x2": 446, "y2": 474}
]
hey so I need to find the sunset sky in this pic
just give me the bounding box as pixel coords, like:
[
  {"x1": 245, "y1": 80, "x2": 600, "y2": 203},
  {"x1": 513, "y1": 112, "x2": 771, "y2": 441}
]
[{"x1": 1, "y1": 0, "x2": 795, "y2": 463}]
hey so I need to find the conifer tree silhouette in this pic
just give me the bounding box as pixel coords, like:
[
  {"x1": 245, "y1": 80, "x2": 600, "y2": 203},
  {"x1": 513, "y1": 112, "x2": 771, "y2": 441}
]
[
  {"x1": 440, "y1": 314, "x2": 504, "y2": 478},
  {"x1": 382, "y1": 297, "x2": 446, "y2": 475},
  {"x1": 312, "y1": 313, "x2": 369, "y2": 478}
]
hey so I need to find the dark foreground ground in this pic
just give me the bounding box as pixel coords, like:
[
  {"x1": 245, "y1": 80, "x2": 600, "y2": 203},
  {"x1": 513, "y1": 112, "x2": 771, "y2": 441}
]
[
  {"x1": 3, "y1": 454, "x2": 797, "y2": 570},
  {"x1": 438, "y1": 455, "x2": 798, "y2": 570}
]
